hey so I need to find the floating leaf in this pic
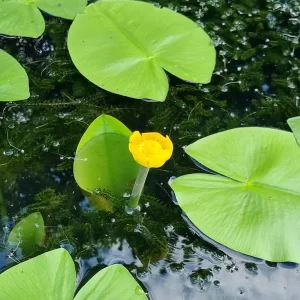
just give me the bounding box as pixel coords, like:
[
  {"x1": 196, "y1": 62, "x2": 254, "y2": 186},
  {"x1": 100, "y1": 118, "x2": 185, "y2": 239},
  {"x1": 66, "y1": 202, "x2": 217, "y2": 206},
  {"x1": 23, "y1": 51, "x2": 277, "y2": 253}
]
[
  {"x1": 74, "y1": 264, "x2": 148, "y2": 300},
  {"x1": 0, "y1": 249, "x2": 76, "y2": 300},
  {"x1": 170, "y1": 127, "x2": 300, "y2": 263},
  {"x1": 74, "y1": 115, "x2": 139, "y2": 195},
  {"x1": 68, "y1": 0, "x2": 215, "y2": 101},
  {"x1": 7, "y1": 212, "x2": 45, "y2": 255},
  {"x1": 0, "y1": 0, "x2": 87, "y2": 38},
  {"x1": 287, "y1": 116, "x2": 300, "y2": 147},
  {"x1": 77, "y1": 114, "x2": 131, "y2": 152},
  {"x1": 0, "y1": 50, "x2": 30, "y2": 101},
  {"x1": 0, "y1": 249, "x2": 147, "y2": 299}
]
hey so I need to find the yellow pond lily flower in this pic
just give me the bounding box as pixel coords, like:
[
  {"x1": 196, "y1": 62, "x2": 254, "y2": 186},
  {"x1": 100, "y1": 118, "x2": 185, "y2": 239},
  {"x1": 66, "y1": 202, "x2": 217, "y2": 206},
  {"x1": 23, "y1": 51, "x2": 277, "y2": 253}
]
[{"x1": 129, "y1": 131, "x2": 173, "y2": 168}]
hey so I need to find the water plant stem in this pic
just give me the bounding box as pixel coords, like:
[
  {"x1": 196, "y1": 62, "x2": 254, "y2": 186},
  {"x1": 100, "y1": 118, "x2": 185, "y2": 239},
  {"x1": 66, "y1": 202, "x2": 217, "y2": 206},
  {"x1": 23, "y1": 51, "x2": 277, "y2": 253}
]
[{"x1": 128, "y1": 166, "x2": 150, "y2": 209}]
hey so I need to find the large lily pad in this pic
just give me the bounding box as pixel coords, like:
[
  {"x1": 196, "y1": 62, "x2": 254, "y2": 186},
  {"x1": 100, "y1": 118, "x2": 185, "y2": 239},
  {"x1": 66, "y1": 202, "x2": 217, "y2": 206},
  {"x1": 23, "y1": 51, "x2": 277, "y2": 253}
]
[
  {"x1": 74, "y1": 115, "x2": 139, "y2": 196},
  {"x1": 0, "y1": 0, "x2": 87, "y2": 38},
  {"x1": 170, "y1": 127, "x2": 300, "y2": 263},
  {"x1": 288, "y1": 116, "x2": 300, "y2": 147},
  {"x1": 0, "y1": 248, "x2": 76, "y2": 300},
  {"x1": 0, "y1": 50, "x2": 30, "y2": 101},
  {"x1": 68, "y1": 0, "x2": 216, "y2": 102},
  {"x1": 74, "y1": 264, "x2": 147, "y2": 300},
  {"x1": 0, "y1": 248, "x2": 147, "y2": 299}
]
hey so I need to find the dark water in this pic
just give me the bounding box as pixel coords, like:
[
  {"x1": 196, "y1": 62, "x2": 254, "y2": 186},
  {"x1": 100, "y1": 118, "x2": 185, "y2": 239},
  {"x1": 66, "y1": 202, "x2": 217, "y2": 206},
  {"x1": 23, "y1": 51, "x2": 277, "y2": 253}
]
[{"x1": 0, "y1": 0, "x2": 300, "y2": 299}]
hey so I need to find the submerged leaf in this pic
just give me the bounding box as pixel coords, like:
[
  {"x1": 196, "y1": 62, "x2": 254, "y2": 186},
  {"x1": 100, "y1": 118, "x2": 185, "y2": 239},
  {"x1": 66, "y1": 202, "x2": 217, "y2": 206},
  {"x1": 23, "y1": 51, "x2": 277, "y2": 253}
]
[
  {"x1": 0, "y1": 50, "x2": 30, "y2": 101},
  {"x1": 170, "y1": 127, "x2": 300, "y2": 263},
  {"x1": 7, "y1": 212, "x2": 45, "y2": 255},
  {"x1": 74, "y1": 264, "x2": 147, "y2": 300},
  {"x1": 68, "y1": 0, "x2": 216, "y2": 101},
  {"x1": 0, "y1": 249, "x2": 76, "y2": 300}
]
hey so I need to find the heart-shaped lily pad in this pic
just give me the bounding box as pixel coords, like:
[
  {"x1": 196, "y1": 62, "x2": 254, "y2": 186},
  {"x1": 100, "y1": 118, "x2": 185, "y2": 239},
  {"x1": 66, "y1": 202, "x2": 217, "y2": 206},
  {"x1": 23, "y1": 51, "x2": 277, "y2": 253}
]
[
  {"x1": 0, "y1": 50, "x2": 30, "y2": 101},
  {"x1": 68, "y1": 0, "x2": 216, "y2": 101},
  {"x1": 170, "y1": 127, "x2": 300, "y2": 263},
  {"x1": 0, "y1": 0, "x2": 87, "y2": 38}
]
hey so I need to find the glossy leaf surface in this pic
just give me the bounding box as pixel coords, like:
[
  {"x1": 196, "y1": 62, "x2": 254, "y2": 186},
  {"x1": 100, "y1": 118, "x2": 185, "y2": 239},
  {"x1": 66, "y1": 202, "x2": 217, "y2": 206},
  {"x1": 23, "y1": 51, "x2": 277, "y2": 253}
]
[
  {"x1": 0, "y1": 248, "x2": 76, "y2": 300},
  {"x1": 74, "y1": 115, "x2": 139, "y2": 195},
  {"x1": 0, "y1": 50, "x2": 30, "y2": 101},
  {"x1": 170, "y1": 127, "x2": 300, "y2": 262},
  {"x1": 74, "y1": 264, "x2": 147, "y2": 300},
  {"x1": 68, "y1": 0, "x2": 215, "y2": 101}
]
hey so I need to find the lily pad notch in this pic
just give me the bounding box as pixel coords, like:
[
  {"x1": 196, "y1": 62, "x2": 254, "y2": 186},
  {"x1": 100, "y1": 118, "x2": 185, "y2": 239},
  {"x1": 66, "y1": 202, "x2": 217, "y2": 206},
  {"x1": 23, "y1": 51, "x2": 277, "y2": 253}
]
[
  {"x1": 68, "y1": 0, "x2": 216, "y2": 102},
  {"x1": 170, "y1": 127, "x2": 300, "y2": 263}
]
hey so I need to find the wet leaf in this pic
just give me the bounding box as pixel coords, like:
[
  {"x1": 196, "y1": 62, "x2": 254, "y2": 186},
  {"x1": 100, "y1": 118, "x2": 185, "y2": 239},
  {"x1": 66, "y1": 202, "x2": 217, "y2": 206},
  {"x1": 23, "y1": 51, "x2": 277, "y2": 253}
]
[
  {"x1": 170, "y1": 127, "x2": 300, "y2": 263},
  {"x1": 7, "y1": 212, "x2": 45, "y2": 256},
  {"x1": 68, "y1": 0, "x2": 215, "y2": 101}
]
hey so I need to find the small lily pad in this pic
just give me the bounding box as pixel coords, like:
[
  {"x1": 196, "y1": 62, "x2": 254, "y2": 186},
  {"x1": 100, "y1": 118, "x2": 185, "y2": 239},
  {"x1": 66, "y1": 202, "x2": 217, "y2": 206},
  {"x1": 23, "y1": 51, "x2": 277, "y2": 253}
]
[{"x1": 7, "y1": 212, "x2": 45, "y2": 256}]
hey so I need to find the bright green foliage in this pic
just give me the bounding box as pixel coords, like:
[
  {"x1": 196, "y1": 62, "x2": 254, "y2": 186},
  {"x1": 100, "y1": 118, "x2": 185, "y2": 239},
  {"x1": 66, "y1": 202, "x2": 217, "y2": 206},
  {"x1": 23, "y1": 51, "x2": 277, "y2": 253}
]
[
  {"x1": 74, "y1": 264, "x2": 147, "y2": 300},
  {"x1": 0, "y1": 249, "x2": 76, "y2": 300},
  {"x1": 0, "y1": 0, "x2": 87, "y2": 38},
  {"x1": 68, "y1": 0, "x2": 216, "y2": 101},
  {"x1": 0, "y1": 248, "x2": 147, "y2": 300},
  {"x1": 0, "y1": 50, "x2": 30, "y2": 101},
  {"x1": 74, "y1": 115, "x2": 139, "y2": 195},
  {"x1": 7, "y1": 212, "x2": 45, "y2": 255},
  {"x1": 287, "y1": 117, "x2": 300, "y2": 147},
  {"x1": 170, "y1": 127, "x2": 300, "y2": 263}
]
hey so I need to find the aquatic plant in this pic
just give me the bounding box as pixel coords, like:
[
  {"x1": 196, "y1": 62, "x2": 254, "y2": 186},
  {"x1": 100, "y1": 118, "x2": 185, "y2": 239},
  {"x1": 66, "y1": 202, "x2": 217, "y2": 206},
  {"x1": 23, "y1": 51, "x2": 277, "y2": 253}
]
[
  {"x1": 288, "y1": 116, "x2": 300, "y2": 147},
  {"x1": 0, "y1": 248, "x2": 147, "y2": 299},
  {"x1": 0, "y1": 0, "x2": 87, "y2": 38},
  {"x1": 68, "y1": 0, "x2": 216, "y2": 101},
  {"x1": 170, "y1": 126, "x2": 300, "y2": 263},
  {"x1": 74, "y1": 114, "x2": 139, "y2": 198},
  {"x1": 0, "y1": 50, "x2": 29, "y2": 102},
  {"x1": 128, "y1": 131, "x2": 173, "y2": 208}
]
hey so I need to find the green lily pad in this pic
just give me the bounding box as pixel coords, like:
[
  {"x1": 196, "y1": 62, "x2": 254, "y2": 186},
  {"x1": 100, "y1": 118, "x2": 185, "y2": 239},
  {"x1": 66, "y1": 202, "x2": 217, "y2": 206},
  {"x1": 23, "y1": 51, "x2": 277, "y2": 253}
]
[
  {"x1": 288, "y1": 116, "x2": 300, "y2": 147},
  {"x1": 76, "y1": 114, "x2": 131, "y2": 152},
  {"x1": 170, "y1": 127, "x2": 300, "y2": 263},
  {"x1": 7, "y1": 212, "x2": 45, "y2": 255},
  {"x1": 74, "y1": 264, "x2": 147, "y2": 300},
  {"x1": 0, "y1": 248, "x2": 147, "y2": 299},
  {"x1": 0, "y1": 249, "x2": 76, "y2": 300},
  {"x1": 0, "y1": 0, "x2": 87, "y2": 38},
  {"x1": 74, "y1": 115, "x2": 139, "y2": 196},
  {"x1": 68, "y1": 0, "x2": 215, "y2": 102},
  {"x1": 0, "y1": 50, "x2": 30, "y2": 101}
]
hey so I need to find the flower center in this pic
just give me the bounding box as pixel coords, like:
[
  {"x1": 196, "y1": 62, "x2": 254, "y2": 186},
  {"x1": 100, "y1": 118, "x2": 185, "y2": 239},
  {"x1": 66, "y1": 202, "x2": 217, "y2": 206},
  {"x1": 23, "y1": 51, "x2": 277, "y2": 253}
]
[{"x1": 140, "y1": 140, "x2": 163, "y2": 158}]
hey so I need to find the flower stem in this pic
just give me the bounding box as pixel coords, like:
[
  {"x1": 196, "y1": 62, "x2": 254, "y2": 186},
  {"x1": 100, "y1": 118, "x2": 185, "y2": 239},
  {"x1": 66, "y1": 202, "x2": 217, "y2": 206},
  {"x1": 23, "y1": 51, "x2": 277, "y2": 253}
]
[{"x1": 128, "y1": 166, "x2": 150, "y2": 209}]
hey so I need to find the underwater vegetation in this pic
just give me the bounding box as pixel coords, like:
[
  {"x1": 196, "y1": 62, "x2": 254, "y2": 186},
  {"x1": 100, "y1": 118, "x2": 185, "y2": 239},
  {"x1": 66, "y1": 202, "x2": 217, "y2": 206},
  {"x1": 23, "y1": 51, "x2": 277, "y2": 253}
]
[{"x1": 0, "y1": 0, "x2": 299, "y2": 299}]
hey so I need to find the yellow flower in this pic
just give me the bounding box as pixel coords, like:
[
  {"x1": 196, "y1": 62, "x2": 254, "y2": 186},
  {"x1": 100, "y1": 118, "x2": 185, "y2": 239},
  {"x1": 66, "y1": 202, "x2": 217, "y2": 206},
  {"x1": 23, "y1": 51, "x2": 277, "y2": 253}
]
[{"x1": 129, "y1": 131, "x2": 173, "y2": 168}]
